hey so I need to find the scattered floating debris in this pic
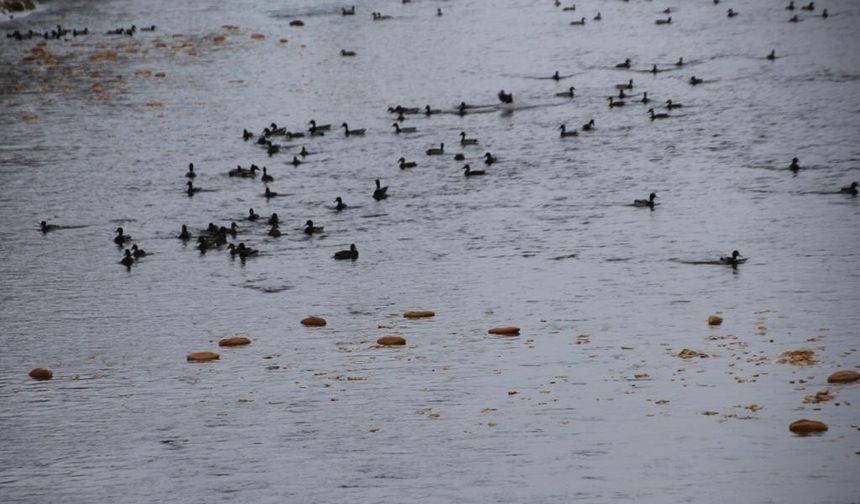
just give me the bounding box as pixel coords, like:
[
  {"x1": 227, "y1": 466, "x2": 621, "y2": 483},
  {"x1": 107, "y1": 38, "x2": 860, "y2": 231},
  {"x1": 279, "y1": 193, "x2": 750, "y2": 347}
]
[
  {"x1": 677, "y1": 348, "x2": 708, "y2": 359},
  {"x1": 403, "y1": 310, "x2": 434, "y2": 319},
  {"x1": 778, "y1": 348, "x2": 816, "y2": 365},
  {"x1": 803, "y1": 389, "x2": 835, "y2": 404},
  {"x1": 708, "y1": 315, "x2": 723, "y2": 326}
]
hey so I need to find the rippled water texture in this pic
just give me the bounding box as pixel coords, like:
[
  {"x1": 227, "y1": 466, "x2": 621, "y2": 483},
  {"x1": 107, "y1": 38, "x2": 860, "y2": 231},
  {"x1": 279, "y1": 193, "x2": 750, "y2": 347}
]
[{"x1": 1, "y1": 0, "x2": 859, "y2": 502}]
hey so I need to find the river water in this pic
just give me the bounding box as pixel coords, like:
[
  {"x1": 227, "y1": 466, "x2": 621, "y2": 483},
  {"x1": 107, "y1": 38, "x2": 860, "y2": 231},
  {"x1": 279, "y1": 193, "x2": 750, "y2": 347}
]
[{"x1": 1, "y1": 0, "x2": 859, "y2": 502}]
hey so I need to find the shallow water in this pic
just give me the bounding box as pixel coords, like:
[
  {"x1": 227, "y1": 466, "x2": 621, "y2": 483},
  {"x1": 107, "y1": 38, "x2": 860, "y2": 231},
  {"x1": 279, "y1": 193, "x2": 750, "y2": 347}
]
[{"x1": 1, "y1": 0, "x2": 859, "y2": 502}]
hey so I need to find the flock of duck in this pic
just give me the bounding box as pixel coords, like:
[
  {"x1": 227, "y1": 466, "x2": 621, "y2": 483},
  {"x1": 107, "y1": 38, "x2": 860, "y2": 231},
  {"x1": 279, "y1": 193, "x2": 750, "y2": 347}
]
[{"x1": 25, "y1": 1, "x2": 856, "y2": 271}]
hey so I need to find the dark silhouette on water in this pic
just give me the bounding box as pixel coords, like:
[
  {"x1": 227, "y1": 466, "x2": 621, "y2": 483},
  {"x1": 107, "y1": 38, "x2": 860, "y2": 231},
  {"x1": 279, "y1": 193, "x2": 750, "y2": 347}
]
[
  {"x1": 373, "y1": 179, "x2": 388, "y2": 200},
  {"x1": 334, "y1": 244, "x2": 359, "y2": 260}
]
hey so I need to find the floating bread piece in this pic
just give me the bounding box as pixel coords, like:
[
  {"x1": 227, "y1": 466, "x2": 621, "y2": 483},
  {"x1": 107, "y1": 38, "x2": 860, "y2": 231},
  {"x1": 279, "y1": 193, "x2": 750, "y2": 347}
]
[
  {"x1": 212, "y1": 35, "x2": 226, "y2": 43},
  {"x1": 29, "y1": 368, "x2": 53, "y2": 380},
  {"x1": 301, "y1": 316, "x2": 327, "y2": 327},
  {"x1": 789, "y1": 419, "x2": 828, "y2": 434},
  {"x1": 219, "y1": 335, "x2": 251, "y2": 347},
  {"x1": 827, "y1": 370, "x2": 860, "y2": 383},
  {"x1": 187, "y1": 351, "x2": 219, "y2": 362},
  {"x1": 489, "y1": 326, "x2": 520, "y2": 336},
  {"x1": 404, "y1": 310, "x2": 435, "y2": 319},
  {"x1": 250, "y1": 33, "x2": 265, "y2": 40},
  {"x1": 707, "y1": 315, "x2": 723, "y2": 326},
  {"x1": 377, "y1": 335, "x2": 406, "y2": 346}
]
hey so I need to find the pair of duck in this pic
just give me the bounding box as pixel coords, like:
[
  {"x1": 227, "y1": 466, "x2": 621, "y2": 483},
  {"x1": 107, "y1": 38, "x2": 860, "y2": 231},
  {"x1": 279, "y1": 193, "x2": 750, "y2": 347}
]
[
  {"x1": 559, "y1": 119, "x2": 596, "y2": 137},
  {"x1": 228, "y1": 164, "x2": 259, "y2": 178},
  {"x1": 227, "y1": 242, "x2": 258, "y2": 259},
  {"x1": 120, "y1": 244, "x2": 147, "y2": 268}
]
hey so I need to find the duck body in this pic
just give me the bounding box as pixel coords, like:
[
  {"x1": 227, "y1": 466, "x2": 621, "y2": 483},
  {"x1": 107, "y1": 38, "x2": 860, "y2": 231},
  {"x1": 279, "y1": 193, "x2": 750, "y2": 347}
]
[
  {"x1": 341, "y1": 49, "x2": 356, "y2": 57},
  {"x1": 484, "y1": 152, "x2": 497, "y2": 165},
  {"x1": 392, "y1": 123, "x2": 417, "y2": 134},
  {"x1": 342, "y1": 123, "x2": 366, "y2": 136},
  {"x1": 186, "y1": 163, "x2": 196, "y2": 178},
  {"x1": 335, "y1": 197, "x2": 347, "y2": 211},
  {"x1": 40, "y1": 221, "x2": 59, "y2": 233},
  {"x1": 460, "y1": 132, "x2": 479, "y2": 145},
  {"x1": 114, "y1": 227, "x2": 131, "y2": 245},
  {"x1": 616, "y1": 58, "x2": 631, "y2": 69},
  {"x1": 131, "y1": 244, "x2": 147, "y2": 258},
  {"x1": 497, "y1": 90, "x2": 513, "y2": 104},
  {"x1": 656, "y1": 17, "x2": 671, "y2": 25},
  {"x1": 179, "y1": 224, "x2": 191, "y2": 240},
  {"x1": 608, "y1": 97, "x2": 625, "y2": 108},
  {"x1": 398, "y1": 157, "x2": 417, "y2": 169},
  {"x1": 334, "y1": 244, "x2": 359, "y2": 260},
  {"x1": 840, "y1": 182, "x2": 858, "y2": 195},
  {"x1": 373, "y1": 179, "x2": 388, "y2": 200},
  {"x1": 264, "y1": 187, "x2": 279, "y2": 199},
  {"x1": 304, "y1": 220, "x2": 324, "y2": 235},
  {"x1": 308, "y1": 120, "x2": 331, "y2": 132},
  {"x1": 582, "y1": 119, "x2": 595, "y2": 131},
  {"x1": 463, "y1": 164, "x2": 486, "y2": 177},
  {"x1": 789, "y1": 157, "x2": 800, "y2": 172},
  {"x1": 556, "y1": 86, "x2": 576, "y2": 98},
  {"x1": 633, "y1": 193, "x2": 657, "y2": 208},
  {"x1": 186, "y1": 181, "x2": 201, "y2": 196},
  {"x1": 719, "y1": 250, "x2": 746, "y2": 266},
  {"x1": 559, "y1": 124, "x2": 579, "y2": 137},
  {"x1": 120, "y1": 249, "x2": 135, "y2": 268},
  {"x1": 248, "y1": 208, "x2": 259, "y2": 221},
  {"x1": 570, "y1": 17, "x2": 586, "y2": 25},
  {"x1": 666, "y1": 99, "x2": 683, "y2": 109},
  {"x1": 648, "y1": 108, "x2": 670, "y2": 120},
  {"x1": 426, "y1": 143, "x2": 445, "y2": 155},
  {"x1": 261, "y1": 167, "x2": 273, "y2": 183}
]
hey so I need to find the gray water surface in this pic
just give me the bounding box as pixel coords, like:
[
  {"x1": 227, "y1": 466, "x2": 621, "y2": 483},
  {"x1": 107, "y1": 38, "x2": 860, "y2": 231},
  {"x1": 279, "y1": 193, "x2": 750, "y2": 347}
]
[{"x1": 1, "y1": 0, "x2": 859, "y2": 502}]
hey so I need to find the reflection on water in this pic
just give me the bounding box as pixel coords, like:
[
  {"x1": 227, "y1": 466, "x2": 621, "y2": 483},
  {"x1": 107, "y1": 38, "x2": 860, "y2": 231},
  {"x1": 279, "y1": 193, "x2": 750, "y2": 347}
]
[{"x1": 1, "y1": 0, "x2": 859, "y2": 502}]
